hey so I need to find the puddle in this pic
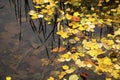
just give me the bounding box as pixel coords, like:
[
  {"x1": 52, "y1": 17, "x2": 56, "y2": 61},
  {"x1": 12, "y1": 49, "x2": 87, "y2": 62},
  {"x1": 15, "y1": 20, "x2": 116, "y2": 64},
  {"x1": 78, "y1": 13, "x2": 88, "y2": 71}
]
[{"x1": 0, "y1": 1, "x2": 108, "y2": 80}]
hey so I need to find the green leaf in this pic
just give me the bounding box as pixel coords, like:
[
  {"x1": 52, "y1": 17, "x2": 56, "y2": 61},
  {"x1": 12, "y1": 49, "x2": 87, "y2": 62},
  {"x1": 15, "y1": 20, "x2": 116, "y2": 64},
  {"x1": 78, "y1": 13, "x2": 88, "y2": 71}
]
[{"x1": 69, "y1": 74, "x2": 79, "y2": 80}]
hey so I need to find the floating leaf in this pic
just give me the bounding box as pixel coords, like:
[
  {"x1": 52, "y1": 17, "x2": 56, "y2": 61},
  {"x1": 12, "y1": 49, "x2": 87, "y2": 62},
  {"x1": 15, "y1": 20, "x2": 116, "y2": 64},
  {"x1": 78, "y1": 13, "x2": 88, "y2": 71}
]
[
  {"x1": 69, "y1": 39, "x2": 76, "y2": 44},
  {"x1": 106, "y1": 78, "x2": 112, "y2": 80},
  {"x1": 62, "y1": 65, "x2": 69, "y2": 70},
  {"x1": 58, "y1": 71, "x2": 66, "y2": 79},
  {"x1": 73, "y1": 12, "x2": 79, "y2": 17},
  {"x1": 78, "y1": 25, "x2": 85, "y2": 31},
  {"x1": 105, "y1": 0, "x2": 110, "y2": 2},
  {"x1": 38, "y1": 14, "x2": 44, "y2": 18},
  {"x1": 114, "y1": 64, "x2": 120, "y2": 70},
  {"x1": 57, "y1": 30, "x2": 69, "y2": 38},
  {"x1": 71, "y1": 16, "x2": 80, "y2": 22},
  {"x1": 47, "y1": 76, "x2": 55, "y2": 80},
  {"x1": 80, "y1": 72, "x2": 88, "y2": 80},
  {"x1": 50, "y1": 46, "x2": 66, "y2": 53},
  {"x1": 6, "y1": 76, "x2": 12, "y2": 80},
  {"x1": 65, "y1": 67, "x2": 76, "y2": 74},
  {"x1": 29, "y1": 10, "x2": 36, "y2": 15},
  {"x1": 75, "y1": 59, "x2": 86, "y2": 67},
  {"x1": 66, "y1": 14, "x2": 72, "y2": 20},
  {"x1": 69, "y1": 74, "x2": 79, "y2": 80}
]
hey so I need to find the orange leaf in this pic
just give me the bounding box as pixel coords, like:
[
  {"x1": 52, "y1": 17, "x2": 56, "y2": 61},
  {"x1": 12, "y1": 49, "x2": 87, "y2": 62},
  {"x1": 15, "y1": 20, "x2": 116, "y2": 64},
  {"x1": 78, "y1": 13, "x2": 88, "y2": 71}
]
[
  {"x1": 71, "y1": 16, "x2": 80, "y2": 22},
  {"x1": 84, "y1": 58, "x2": 96, "y2": 66},
  {"x1": 50, "y1": 46, "x2": 66, "y2": 53}
]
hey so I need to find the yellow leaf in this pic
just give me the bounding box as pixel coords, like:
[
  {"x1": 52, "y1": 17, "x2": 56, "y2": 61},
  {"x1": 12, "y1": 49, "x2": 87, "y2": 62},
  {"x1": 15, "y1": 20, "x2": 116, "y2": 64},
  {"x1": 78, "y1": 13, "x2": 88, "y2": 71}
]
[
  {"x1": 61, "y1": 53, "x2": 70, "y2": 59},
  {"x1": 91, "y1": 7, "x2": 95, "y2": 11},
  {"x1": 47, "y1": 77, "x2": 54, "y2": 80},
  {"x1": 97, "y1": 3, "x2": 102, "y2": 6},
  {"x1": 78, "y1": 25, "x2": 85, "y2": 31},
  {"x1": 106, "y1": 19, "x2": 112, "y2": 22},
  {"x1": 48, "y1": 22, "x2": 51, "y2": 24},
  {"x1": 62, "y1": 65, "x2": 69, "y2": 70},
  {"x1": 98, "y1": 57, "x2": 113, "y2": 65},
  {"x1": 75, "y1": 59, "x2": 86, "y2": 67},
  {"x1": 31, "y1": 15, "x2": 38, "y2": 19},
  {"x1": 6, "y1": 76, "x2": 12, "y2": 80},
  {"x1": 111, "y1": 9, "x2": 116, "y2": 12},
  {"x1": 106, "y1": 78, "x2": 112, "y2": 80},
  {"x1": 114, "y1": 64, "x2": 120, "y2": 70},
  {"x1": 65, "y1": 68, "x2": 76, "y2": 74},
  {"x1": 58, "y1": 71, "x2": 66, "y2": 79},
  {"x1": 105, "y1": 0, "x2": 110, "y2": 2},
  {"x1": 78, "y1": 52, "x2": 85, "y2": 57},
  {"x1": 34, "y1": 5, "x2": 41, "y2": 8},
  {"x1": 66, "y1": 14, "x2": 72, "y2": 20},
  {"x1": 57, "y1": 30, "x2": 69, "y2": 38},
  {"x1": 73, "y1": 12, "x2": 79, "y2": 17},
  {"x1": 89, "y1": 18, "x2": 96, "y2": 22},
  {"x1": 69, "y1": 74, "x2": 79, "y2": 80},
  {"x1": 33, "y1": 0, "x2": 53, "y2": 4},
  {"x1": 74, "y1": 37, "x2": 80, "y2": 41},
  {"x1": 29, "y1": 10, "x2": 36, "y2": 15}
]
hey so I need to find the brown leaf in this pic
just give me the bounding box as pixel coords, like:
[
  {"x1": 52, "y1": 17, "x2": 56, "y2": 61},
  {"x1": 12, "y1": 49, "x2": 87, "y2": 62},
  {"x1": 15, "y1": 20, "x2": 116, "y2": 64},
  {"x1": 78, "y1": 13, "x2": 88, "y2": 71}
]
[
  {"x1": 80, "y1": 72, "x2": 88, "y2": 80},
  {"x1": 84, "y1": 58, "x2": 96, "y2": 66},
  {"x1": 50, "y1": 46, "x2": 66, "y2": 53}
]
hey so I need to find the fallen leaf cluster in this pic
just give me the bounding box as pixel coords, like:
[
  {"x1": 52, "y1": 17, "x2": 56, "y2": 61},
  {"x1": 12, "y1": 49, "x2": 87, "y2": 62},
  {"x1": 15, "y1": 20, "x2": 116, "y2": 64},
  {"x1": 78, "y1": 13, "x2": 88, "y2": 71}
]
[{"x1": 30, "y1": 0, "x2": 120, "y2": 80}]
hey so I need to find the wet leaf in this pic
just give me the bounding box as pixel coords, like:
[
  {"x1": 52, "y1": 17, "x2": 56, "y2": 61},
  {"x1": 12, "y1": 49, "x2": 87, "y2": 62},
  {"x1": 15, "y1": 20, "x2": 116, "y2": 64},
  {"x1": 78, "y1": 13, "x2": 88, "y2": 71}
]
[
  {"x1": 105, "y1": 0, "x2": 110, "y2": 2},
  {"x1": 6, "y1": 76, "x2": 12, "y2": 80},
  {"x1": 80, "y1": 72, "x2": 88, "y2": 80},
  {"x1": 58, "y1": 71, "x2": 66, "y2": 79},
  {"x1": 69, "y1": 74, "x2": 79, "y2": 80},
  {"x1": 50, "y1": 46, "x2": 66, "y2": 53},
  {"x1": 62, "y1": 65, "x2": 69, "y2": 70},
  {"x1": 66, "y1": 14, "x2": 72, "y2": 20},
  {"x1": 47, "y1": 76, "x2": 55, "y2": 80},
  {"x1": 57, "y1": 30, "x2": 69, "y2": 38},
  {"x1": 65, "y1": 67, "x2": 76, "y2": 74},
  {"x1": 71, "y1": 16, "x2": 80, "y2": 22}
]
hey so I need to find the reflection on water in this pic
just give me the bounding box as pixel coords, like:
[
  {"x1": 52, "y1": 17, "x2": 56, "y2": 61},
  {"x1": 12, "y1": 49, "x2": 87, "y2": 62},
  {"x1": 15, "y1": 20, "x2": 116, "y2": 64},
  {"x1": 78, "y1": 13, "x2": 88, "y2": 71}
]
[
  {"x1": 0, "y1": 1, "x2": 107, "y2": 80},
  {"x1": 0, "y1": 1, "x2": 56, "y2": 80}
]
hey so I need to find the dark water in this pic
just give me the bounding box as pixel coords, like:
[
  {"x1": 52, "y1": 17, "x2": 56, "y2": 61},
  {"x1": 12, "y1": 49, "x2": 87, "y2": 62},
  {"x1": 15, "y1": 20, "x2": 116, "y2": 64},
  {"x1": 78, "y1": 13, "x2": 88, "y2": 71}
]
[
  {"x1": 0, "y1": 0, "x2": 108, "y2": 80},
  {"x1": 0, "y1": 0, "x2": 56, "y2": 80}
]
